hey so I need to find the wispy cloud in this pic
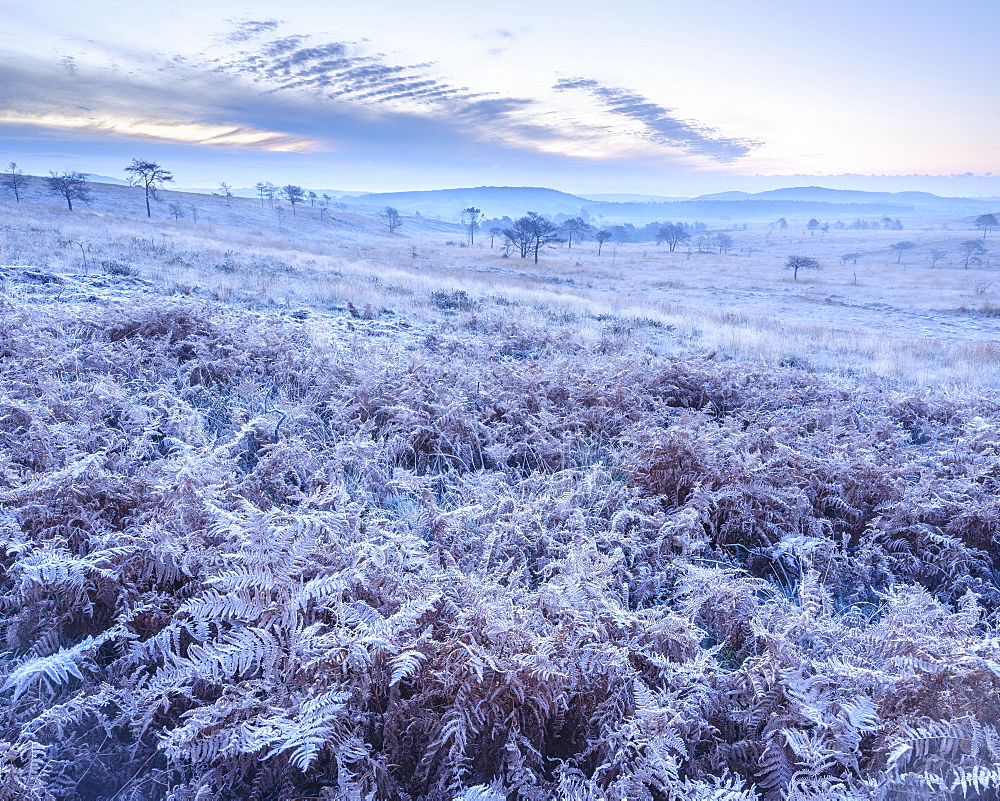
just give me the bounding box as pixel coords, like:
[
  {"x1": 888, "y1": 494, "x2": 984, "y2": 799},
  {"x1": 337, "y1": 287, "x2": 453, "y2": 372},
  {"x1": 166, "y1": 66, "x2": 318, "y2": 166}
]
[
  {"x1": 474, "y1": 28, "x2": 520, "y2": 56},
  {"x1": 209, "y1": 33, "x2": 635, "y2": 159},
  {"x1": 0, "y1": 110, "x2": 313, "y2": 151},
  {"x1": 0, "y1": 56, "x2": 316, "y2": 152},
  {"x1": 473, "y1": 28, "x2": 518, "y2": 41},
  {"x1": 220, "y1": 35, "x2": 483, "y2": 107},
  {"x1": 554, "y1": 77, "x2": 761, "y2": 163},
  {"x1": 225, "y1": 18, "x2": 283, "y2": 44},
  {"x1": 0, "y1": 26, "x2": 762, "y2": 172}
]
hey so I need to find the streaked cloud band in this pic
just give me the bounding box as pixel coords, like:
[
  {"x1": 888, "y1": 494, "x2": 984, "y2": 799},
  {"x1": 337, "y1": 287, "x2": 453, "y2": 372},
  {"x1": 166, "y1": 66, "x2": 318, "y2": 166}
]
[{"x1": 0, "y1": 111, "x2": 314, "y2": 151}]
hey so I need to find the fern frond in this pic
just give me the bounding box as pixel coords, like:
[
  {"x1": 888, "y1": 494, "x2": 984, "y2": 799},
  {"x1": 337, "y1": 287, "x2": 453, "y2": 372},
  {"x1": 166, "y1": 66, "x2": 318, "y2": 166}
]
[
  {"x1": 454, "y1": 782, "x2": 509, "y2": 800},
  {"x1": 182, "y1": 626, "x2": 280, "y2": 683},
  {"x1": 181, "y1": 590, "x2": 265, "y2": 625},
  {"x1": 885, "y1": 719, "x2": 973, "y2": 774},
  {"x1": 951, "y1": 764, "x2": 1000, "y2": 797},
  {"x1": 390, "y1": 649, "x2": 425, "y2": 686},
  {"x1": 263, "y1": 690, "x2": 351, "y2": 771},
  {"x1": 2, "y1": 633, "x2": 110, "y2": 700}
]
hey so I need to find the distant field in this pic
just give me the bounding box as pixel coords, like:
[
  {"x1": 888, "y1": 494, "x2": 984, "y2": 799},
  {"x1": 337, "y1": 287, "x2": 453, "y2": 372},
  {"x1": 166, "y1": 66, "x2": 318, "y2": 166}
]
[{"x1": 3, "y1": 180, "x2": 999, "y2": 388}]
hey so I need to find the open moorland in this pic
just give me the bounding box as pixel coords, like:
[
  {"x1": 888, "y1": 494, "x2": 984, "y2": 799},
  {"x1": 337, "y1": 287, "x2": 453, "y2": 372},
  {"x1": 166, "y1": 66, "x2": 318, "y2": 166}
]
[
  {"x1": 3, "y1": 181, "x2": 1000, "y2": 800},
  {"x1": 3, "y1": 179, "x2": 999, "y2": 388}
]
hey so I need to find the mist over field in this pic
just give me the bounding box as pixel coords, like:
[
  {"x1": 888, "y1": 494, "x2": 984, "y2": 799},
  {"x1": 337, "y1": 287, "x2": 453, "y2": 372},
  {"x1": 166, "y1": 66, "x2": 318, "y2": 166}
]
[{"x1": 3, "y1": 1, "x2": 1000, "y2": 799}]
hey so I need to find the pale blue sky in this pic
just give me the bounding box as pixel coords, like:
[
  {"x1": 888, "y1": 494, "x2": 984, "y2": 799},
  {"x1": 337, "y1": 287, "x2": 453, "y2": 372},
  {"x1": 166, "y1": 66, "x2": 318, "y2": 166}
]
[{"x1": 1, "y1": 0, "x2": 997, "y2": 195}]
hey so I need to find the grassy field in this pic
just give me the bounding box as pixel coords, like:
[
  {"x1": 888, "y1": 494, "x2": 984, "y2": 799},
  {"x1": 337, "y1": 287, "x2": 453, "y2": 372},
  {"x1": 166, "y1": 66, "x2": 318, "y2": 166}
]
[
  {"x1": 2, "y1": 184, "x2": 1000, "y2": 800},
  {"x1": 4, "y1": 180, "x2": 999, "y2": 388}
]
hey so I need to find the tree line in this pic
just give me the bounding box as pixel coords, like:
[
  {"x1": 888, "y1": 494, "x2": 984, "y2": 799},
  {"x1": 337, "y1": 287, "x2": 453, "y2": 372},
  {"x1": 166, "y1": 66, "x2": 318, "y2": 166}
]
[
  {"x1": 0, "y1": 160, "x2": 172, "y2": 214},
  {"x1": 457, "y1": 208, "x2": 736, "y2": 258},
  {"x1": 0, "y1": 164, "x2": 94, "y2": 211},
  {"x1": 0, "y1": 161, "x2": 348, "y2": 223},
  {"x1": 472, "y1": 214, "x2": 719, "y2": 247},
  {"x1": 453, "y1": 208, "x2": 612, "y2": 259}
]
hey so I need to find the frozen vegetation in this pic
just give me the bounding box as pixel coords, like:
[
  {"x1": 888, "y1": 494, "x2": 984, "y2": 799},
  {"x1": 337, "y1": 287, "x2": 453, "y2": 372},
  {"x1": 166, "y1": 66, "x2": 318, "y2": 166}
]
[{"x1": 2, "y1": 180, "x2": 1000, "y2": 799}]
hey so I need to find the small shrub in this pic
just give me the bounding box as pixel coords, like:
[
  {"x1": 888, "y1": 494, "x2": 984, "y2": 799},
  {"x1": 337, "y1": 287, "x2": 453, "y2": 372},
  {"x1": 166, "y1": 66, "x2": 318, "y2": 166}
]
[
  {"x1": 428, "y1": 289, "x2": 476, "y2": 311},
  {"x1": 215, "y1": 251, "x2": 239, "y2": 274},
  {"x1": 101, "y1": 260, "x2": 138, "y2": 277}
]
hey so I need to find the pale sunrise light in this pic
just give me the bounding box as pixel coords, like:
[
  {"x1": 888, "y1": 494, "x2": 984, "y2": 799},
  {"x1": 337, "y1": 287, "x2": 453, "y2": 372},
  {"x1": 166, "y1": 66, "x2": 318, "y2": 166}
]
[
  {"x1": 0, "y1": 112, "x2": 316, "y2": 152},
  {"x1": 1, "y1": 0, "x2": 998, "y2": 194}
]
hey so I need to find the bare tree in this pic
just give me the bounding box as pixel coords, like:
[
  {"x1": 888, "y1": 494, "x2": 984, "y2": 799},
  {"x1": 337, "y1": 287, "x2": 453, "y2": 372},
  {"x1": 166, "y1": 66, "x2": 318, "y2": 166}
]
[
  {"x1": 2, "y1": 162, "x2": 28, "y2": 203},
  {"x1": 975, "y1": 213, "x2": 999, "y2": 239},
  {"x1": 655, "y1": 222, "x2": 690, "y2": 252},
  {"x1": 255, "y1": 182, "x2": 269, "y2": 208},
  {"x1": 45, "y1": 171, "x2": 92, "y2": 211},
  {"x1": 889, "y1": 241, "x2": 916, "y2": 263},
  {"x1": 562, "y1": 217, "x2": 588, "y2": 249},
  {"x1": 960, "y1": 239, "x2": 988, "y2": 268},
  {"x1": 281, "y1": 185, "x2": 305, "y2": 214},
  {"x1": 716, "y1": 233, "x2": 734, "y2": 254},
  {"x1": 519, "y1": 212, "x2": 562, "y2": 264},
  {"x1": 218, "y1": 182, "x2": 233, "y2": 206},
  {"x1": 596, "y1": 230, "x2": 613, "y2": 255},
  {"x1": 461, "y1": 207, "x2": 482, "y2": 245},
  {"x1": 124, "y1": 159, "x2": 173, "y2": 217},
  {"x1": 488, "y1": 227, "x2": 502, "y2": 248},
  {"x1": 380, "y1": 206, "x2": 402, "y2": 233},
  {"x1": 168, "y1": 201, "x2": 184, "y2": 221},
  {"x1": 502, "y1": 216, "x2": 533, "y2": 259},
  {"x1": 929, "y1": 248, "x2": 947, "y2": 268},
  {"x1": 785, "y1": 255, "x2": 822, "y2": 280}
]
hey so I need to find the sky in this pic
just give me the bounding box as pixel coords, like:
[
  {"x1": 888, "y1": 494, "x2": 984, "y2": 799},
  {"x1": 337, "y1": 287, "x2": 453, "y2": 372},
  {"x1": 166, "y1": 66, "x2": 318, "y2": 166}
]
[{"x1": 1, "y1": 0, "x2": 998, "y2": 197}]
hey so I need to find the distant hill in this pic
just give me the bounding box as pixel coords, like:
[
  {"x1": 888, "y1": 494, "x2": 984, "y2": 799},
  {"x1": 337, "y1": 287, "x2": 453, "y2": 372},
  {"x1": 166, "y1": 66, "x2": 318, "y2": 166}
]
[
  {"x1": 691, "y1": 186, "x2": 996, "y2": 216},
  {"x1": 87, "y1": 174, "x2": 131, "y2": 186},
  {"x1": 336, "y1": 184, "x2": 996, "y2": 222},
  {"x1": 695, "y1": 187, "x2": 947, "y2": 203},
  {"x1": 579, "y1": 193, "x2": 690, "y2": 203},
  {"x1": 6, "y1": 174, "x2": 467, "y2": 243},
  {"x1": 76, "y1": 178, "x2": 997, "y2": 225},
  {"x1": 341, "y1": 186, "x2": 594, "y2": 220},
  {"x1": 587, "y1": 198, "x2": 919, "y2": 221},
  {"x1": 178, "y1": 186, "x2": 370, "y2": 199}
]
